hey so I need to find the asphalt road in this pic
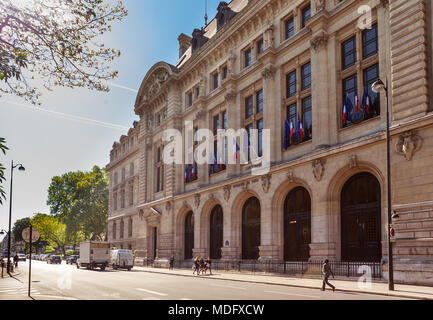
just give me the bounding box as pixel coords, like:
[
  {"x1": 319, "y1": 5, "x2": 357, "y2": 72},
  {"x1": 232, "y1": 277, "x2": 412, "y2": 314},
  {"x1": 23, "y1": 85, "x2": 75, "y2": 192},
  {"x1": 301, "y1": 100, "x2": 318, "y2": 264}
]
[{"x1": 0, "y1": 260, "x2": 412, "y2": 300}]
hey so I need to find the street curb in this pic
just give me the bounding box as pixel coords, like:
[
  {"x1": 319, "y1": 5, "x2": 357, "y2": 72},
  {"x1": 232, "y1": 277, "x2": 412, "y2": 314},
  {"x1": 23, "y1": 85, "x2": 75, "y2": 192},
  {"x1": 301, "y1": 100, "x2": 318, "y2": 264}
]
[{"x1": 135, "y1": 268, "x2": 433, "y2": 301}]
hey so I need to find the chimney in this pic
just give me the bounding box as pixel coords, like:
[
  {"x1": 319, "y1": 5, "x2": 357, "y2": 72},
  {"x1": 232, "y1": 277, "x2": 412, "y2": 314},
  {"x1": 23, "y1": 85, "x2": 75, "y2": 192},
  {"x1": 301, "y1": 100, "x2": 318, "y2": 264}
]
[{"x1": 178, "y1": 33, "x2": 192, "y2": 58}]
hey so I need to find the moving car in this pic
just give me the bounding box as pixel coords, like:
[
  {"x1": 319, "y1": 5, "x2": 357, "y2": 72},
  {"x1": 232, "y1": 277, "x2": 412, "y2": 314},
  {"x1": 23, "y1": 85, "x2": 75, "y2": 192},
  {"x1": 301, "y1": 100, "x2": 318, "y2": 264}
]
[
  {"x1": 47, "y1": 255, "x2": 62, "y2": 264},
  {"x1": 76, "y1": 241, "x2": 109, "y2": 271},
  {"x1": 109, "y1": 249, "x2": 133, "y2": 271},
  {"x1": 66, "y1": 255, "x2": 79, "y2": 265},
  {"x1": 18, "y1": 254, "x2": 27, "y2": 261}
]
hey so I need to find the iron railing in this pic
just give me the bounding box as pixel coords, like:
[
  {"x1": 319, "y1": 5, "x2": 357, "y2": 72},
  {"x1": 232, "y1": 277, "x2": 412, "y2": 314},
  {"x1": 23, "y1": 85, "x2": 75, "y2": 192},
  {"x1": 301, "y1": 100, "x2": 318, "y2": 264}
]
[{"x1": 163, "y1": 260, "x2": 383, "y2": 280}]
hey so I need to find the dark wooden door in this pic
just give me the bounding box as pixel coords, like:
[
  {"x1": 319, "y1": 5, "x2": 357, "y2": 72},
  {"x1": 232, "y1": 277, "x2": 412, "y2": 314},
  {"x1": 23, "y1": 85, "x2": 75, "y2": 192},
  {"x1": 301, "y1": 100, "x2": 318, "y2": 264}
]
[
  {"x1": 284, "y1": 187, "x2": 311, "y2": 261},
  {"x1": 242, "y1": 197, "x2": 261, "y2": 260},
  {"x1": 153, "y1": 227, "x2": 157, "y2": 260},
  {"x1": 210, "y1": 205, "x2": 223, "y2": 260},
  {"x1": 341, "y1": 173, "x2": 382, "y2": 262},
  {"x1": 184, "y1": 211, "x2": 194, "y2": 260}
]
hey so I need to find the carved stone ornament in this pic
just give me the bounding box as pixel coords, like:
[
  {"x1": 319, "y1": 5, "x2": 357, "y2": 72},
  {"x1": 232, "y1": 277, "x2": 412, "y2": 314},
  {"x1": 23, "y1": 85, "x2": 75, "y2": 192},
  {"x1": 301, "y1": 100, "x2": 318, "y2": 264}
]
[
  {"x1": 310, "y1": 32, "x2": 329, "y2": 51},
  {"x1": 195, "y1": 109, "x2": 206, "y2": 120},
  {"x1": 262, "y1": 66, "x2": 276, "y2": 80},
  {"x1": 165, "y1": 201, "x2": 172, "y2": 212},
  {"x1": 142, "y1": 69, "x2": 169, "y2": 102},
  {"x1": 315, "y1": 0, "x2": 326, "y2": 12},
  {"x1": 227, "y1": 50, "x2": 237, "y2": 74},
  {"x1": 395, "y1": 131, "x2": 422, "y2": 161},
  {"x1": 261, "y1": 174, "x2": 272, "y2": 193},
  {"x1": 263, "y1": 23, "x2": 275, "y2": 49},
  {"x1": 287, "y1": 171, "x2": 294, "y2": 183},
  {"x1": 194, "y1": 194, "x2": 201, "y2": 208},
  {"x1": 225, "y1": 91, "x2": 237, "y2": 103},
  {"x1": 312, "y1": 159, "x2": 325, "y2": 182},
  {"x1": 183, "y1": 200, "x2": 189, "y2": 209},
  {"x1": 208, "y1": 193, "x2": 216, "y2": 202},
  {"x1": 349, "y1": 155, "x2": 358, "y2": 169},
  {"x1": 223, "y1": 185, "x2": 231, "y2": 202},
  {"x1": 139, "y1": 209, "x2": 144, "y2": 220}
]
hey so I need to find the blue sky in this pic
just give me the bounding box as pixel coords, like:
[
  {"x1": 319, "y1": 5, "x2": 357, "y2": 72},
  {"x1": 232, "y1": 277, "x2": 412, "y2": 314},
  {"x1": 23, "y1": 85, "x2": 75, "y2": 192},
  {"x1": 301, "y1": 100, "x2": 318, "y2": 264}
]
[{"x1": 0, "y1": 0, "x2": 224, "y2": 237}]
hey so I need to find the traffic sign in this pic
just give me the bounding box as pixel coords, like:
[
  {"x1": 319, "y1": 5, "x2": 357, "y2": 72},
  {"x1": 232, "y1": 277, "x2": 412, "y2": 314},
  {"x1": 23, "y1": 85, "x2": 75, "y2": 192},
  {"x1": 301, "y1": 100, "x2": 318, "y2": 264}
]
[
  {"x1": 22, "y1": 227, "x2": 40, "y2": 243},
  {"x1": 390, "y1": 227, "x2": 396, "y2": 239}
]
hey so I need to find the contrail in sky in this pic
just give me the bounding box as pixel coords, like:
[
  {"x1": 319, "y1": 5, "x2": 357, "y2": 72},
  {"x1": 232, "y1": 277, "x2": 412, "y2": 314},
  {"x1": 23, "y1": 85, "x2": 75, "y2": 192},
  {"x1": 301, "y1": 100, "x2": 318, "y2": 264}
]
[
  {"x1": 107, "y1": 81, "x2": 139, "y2": 93},
  {"x1": 1, "y1": 100, "x2": 130, "y2": 131}
]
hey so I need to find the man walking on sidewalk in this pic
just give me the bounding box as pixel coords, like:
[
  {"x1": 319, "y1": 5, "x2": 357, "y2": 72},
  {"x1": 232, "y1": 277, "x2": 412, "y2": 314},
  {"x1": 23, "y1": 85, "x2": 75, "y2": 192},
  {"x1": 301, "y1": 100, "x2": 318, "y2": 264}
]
[{"x1": 321, "y1": 259, "x2": 336, "y2": 292}]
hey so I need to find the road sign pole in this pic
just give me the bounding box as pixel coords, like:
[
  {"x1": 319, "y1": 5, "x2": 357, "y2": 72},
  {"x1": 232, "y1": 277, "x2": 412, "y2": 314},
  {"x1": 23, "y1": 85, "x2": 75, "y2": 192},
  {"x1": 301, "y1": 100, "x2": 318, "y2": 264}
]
[{"x1": 28, "y1": 226, "x2": 32, "y2": 298}]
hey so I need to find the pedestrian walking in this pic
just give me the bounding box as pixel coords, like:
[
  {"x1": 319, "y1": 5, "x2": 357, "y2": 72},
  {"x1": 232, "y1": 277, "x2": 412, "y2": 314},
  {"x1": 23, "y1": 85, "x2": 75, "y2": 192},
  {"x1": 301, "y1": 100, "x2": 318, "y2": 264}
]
[
  {"x1": 193, "y1": 257, "x2": 199, "y2": 275},
  {"x1": 169, "y1": 255, "x2": 175, "y2": 270},
  {"x1": 13, "y1": 254, "x2": 19, "y2": 268},
  {"x1": 321, "y1": 259, "x2": 336, "y2": 292},
  {"x1": 206, "y1": 257, "x2": 213, "y2": 275}
]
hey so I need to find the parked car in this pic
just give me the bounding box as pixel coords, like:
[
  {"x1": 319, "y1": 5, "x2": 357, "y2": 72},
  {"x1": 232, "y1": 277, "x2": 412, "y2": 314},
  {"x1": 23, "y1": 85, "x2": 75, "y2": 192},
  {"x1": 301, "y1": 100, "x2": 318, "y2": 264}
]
[
  {"x1": 18, "y1": 254, "x2": 26, "y2": 261},
  {"x1": 47, "y1": 255, "x2": 62, "y2": 264},
  {"x1": 66, "y1": 255, "x2": 79, "y2": 265},
  {"x1": 109, "y1": 249, "x2": 133, "y2": 271}
]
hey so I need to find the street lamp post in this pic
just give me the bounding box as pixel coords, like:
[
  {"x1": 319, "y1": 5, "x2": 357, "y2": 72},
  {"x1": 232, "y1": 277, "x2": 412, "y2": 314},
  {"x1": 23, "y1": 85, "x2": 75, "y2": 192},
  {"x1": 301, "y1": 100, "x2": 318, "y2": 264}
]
[
  {"x1": 7, "y1": 161, "x2": 25, "y2": 275},
  {"x1": 372, "y1": 79, "x2": 394, "y2": 291}
]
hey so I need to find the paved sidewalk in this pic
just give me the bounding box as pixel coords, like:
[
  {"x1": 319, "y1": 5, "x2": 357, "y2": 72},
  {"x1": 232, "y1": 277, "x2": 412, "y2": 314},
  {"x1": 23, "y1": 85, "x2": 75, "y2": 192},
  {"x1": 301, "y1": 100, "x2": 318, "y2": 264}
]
[{"x1": 134, "y1": 266, "x2": 433, "y2": 300}]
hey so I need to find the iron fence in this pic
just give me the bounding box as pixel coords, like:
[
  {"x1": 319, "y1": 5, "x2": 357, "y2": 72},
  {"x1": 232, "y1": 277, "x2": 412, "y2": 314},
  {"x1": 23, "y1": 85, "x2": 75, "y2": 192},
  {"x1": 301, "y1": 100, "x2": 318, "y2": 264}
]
[{"x1": 167, "y1": 260, "x2": 382, "y2": 280}]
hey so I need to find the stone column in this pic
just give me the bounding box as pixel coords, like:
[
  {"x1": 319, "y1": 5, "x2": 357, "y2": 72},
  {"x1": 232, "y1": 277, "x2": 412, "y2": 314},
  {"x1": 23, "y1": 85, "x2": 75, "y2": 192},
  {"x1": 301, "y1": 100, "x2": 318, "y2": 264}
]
[{"x1": 309, "y1": 12, "x2": 331, "y2": 149}]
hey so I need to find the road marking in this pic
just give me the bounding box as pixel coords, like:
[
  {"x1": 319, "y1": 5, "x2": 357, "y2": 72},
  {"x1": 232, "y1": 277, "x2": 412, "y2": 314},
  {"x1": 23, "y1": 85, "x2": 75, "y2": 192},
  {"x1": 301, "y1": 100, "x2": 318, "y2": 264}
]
[
  {"x1": 32, "y1": 295, "x2": 78, "y2": 301},
  {"x1": 210, "y1": 284, "x2": 246, "y2": 290},
  {"x1": 180, "y1": 298, "x2": 192, "y2": 300},
  {"x1": 136, "y1": 288, "x2": 168, "y2": 296},
  {"x1": 264, "y1": 290, "x2": 320, "y2": 299},
  {"x1": 142, "y1": 297, "x2": 161, "y2": 300}
]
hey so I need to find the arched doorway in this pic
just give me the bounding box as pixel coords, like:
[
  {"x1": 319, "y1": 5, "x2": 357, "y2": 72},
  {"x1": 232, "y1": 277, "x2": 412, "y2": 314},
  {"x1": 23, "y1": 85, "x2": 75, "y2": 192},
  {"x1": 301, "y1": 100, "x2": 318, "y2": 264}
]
[
  {"x1": 341, "y1": 172, "x2": 382, "y2": 262},
  {"x1": 184, "y1": 211, "x2": 194, "y2": 260},
  {"x1": 284, "y1": 187, "x2": 311, "y2": 261},
  {"x1": 242, "y1": 197, "x2": 261, "y2": 260},
  {"x1": 210, "y1": 205, "x2": 223, "y2": 260}
]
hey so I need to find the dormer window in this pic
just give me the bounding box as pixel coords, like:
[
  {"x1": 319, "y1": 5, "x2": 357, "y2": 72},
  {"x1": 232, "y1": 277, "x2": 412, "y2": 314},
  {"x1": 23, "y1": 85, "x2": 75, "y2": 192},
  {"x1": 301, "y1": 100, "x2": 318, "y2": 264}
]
[
  {"x1": 191, "y1": 28, "x2": 209, "y2": 54},
  {"x1": 216, "y1": 1, "x2": 236, "y2": 30}
]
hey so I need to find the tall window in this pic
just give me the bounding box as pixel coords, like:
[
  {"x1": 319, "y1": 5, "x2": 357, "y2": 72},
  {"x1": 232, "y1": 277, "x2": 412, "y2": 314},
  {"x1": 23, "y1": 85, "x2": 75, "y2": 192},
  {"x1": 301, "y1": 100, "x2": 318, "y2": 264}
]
[
  {"x1": 285, "y1": 16, "x2": 295, "y2": 39},
  {"x1": 341, "y1": 23, "x2": 380, "y2": 128},
  {"x1": 113, "y1": 222, "x2": 117, "y2": 239},
  {"x1": 244, "y1": 48, "x2": 252, "y2": 68},
  {"x1": 113, "y1": 192, "x2": 118, "y2": 211},
  {"x1": 120, "y1": 189, "x2": 125, "y2": 209},
  {"x1": 121, "y1": 168, "x2": 126, "y2": 181},
  {"x1": 130, "y1": 162, "x2": 134, "y2": 176},
  {"x1": 284, "y1": 60, "x2": 312, "y2": 148},
  {"x1": 210, "y1": 109, "x2": 227, "y2": 175},
  {"x1": 301, "y1": 4, "x2": 311, "y2": 28},
  {"x1": 114, "y1": 172, "x2": 118, "y2": 185},
  {"x1": 212, "y1": 72, "x2": 219, "y2": 90},
  {"x1": 128, "y1": 219, "x2": 133, "y2": 238},
  {"x1": 185, "y1": 126, "x2": 198, "y2": 184},
  {"x1": 243, "y1": 87, "x2": 264, "y2": 161},
  {"x1": 256, "y1": 38, "x2": 264, "y2": 55},
  {"x1": 120, "y1": 220, "x2": 124, "y2": 239},
  {"x1": 187, "y1": 91, "x2": 193, "y2": 107},
  {"x1": 156, "y1": 146, "x2": 164, "y2": 192},
  {"x1": 129, "y1": 184, "x2": 134, "y2": 206}
]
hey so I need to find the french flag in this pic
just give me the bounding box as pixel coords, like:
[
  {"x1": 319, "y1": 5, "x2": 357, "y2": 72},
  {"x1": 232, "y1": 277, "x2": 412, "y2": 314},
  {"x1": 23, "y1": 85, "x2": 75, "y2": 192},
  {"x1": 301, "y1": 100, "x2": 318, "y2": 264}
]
[
  {"x1": 297, "y1": 115, "x2": 303, "y2": 141},
  {"x1": 362, "y1": 87, "x2": 370, "y2": 117},
  {"x1": 343, "y1": 103, "x2": 347, "y2": 126},
  {"x1": 191, "y1": 165, "x2": 195, "y2": 180},
  {"x1": 233, "y1": 139, "x2": 240, "y2": 161},
  {"x1": 290, "y1": 120, "x2": 294, "y2": 142},
  {"x1": 355, "y1": 91, "x2": 359, "y2": 112},
  {"x1": 184, "y1": 166, "x2": 188, "y2": 182}
]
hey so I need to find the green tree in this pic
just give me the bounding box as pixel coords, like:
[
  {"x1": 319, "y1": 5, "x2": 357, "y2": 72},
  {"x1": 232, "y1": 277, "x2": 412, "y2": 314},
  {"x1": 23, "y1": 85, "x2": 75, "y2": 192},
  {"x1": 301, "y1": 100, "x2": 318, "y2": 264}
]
[
  {"x1": 47, "y1": 165, "x2": 109, "y2": 243},
  {"x1": 0, "y1": 137, "x2": 8, "y2": 205},
  {"x1": 0, "y1": 0, "x2": 127, "y2": 104},
  {"x1": 12, "y1": 217, "x2": 31, "y2": 242},
  {"x1": 30, "y1": 213, "x2": 68, "y2": 255}
]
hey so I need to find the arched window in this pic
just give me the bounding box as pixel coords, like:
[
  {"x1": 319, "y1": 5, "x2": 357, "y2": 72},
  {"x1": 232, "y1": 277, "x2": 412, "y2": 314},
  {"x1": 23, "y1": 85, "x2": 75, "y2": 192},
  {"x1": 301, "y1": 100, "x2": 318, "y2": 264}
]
[
  {"x1": 184, "y1": 211, "x2": 194, "y2": 260},
  {"x1": 341, "y1": 172, "x2": 382, "y2": 262},
  {"x1": 284, "y1": 187, "x2": 311, "y2": 261},
  {"x1": 210, "y1": 205, "x2": 223, "y2": 260},
  {"x1": 242, "y1": 197, "x2": 261, "y2": 260}
]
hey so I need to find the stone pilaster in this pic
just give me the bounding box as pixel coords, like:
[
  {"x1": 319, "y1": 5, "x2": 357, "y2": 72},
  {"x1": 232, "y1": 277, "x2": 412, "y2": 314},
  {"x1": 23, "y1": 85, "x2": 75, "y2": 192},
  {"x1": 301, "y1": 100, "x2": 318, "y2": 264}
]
[
  {"x1": 308, "y1": 11, "x2": 331, "y2": 149},
  {"x1": 390, "y1": 0, "x2": 429, "y2": 122}
]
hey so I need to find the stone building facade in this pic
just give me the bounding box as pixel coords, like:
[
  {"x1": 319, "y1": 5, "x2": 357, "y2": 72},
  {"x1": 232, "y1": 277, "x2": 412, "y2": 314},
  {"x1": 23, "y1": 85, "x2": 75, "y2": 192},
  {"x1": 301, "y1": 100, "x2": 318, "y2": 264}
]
[{"x1": 106, "y1": 0, "x2": 433, "y2": 285}]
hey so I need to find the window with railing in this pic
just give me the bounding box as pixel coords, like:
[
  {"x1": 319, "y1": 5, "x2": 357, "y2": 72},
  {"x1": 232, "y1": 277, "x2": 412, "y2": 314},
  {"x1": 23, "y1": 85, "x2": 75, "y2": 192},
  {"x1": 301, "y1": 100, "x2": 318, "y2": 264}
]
[
  {"x1": 243, "y1": 86, "x2": 264, "y2": 161},
  {"x1": 210, "y1": 110, "x2": 227, "y2": 175},
  {"x1": 155, "y1": 145, "x2": 164, "y2": 192},
  {"x1": 341, "y1": 23, "x2": 380, "y2": 128},
  {"x1": 283, "y1": 61, "x2": 312, "y2": 149}
]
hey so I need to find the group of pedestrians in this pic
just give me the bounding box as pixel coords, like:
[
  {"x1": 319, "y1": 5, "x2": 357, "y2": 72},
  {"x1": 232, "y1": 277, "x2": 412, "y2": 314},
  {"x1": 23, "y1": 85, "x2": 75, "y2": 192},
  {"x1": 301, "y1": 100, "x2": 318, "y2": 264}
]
[{"x1": 193, "y1": 256, "x2": 212, "y2": 276}]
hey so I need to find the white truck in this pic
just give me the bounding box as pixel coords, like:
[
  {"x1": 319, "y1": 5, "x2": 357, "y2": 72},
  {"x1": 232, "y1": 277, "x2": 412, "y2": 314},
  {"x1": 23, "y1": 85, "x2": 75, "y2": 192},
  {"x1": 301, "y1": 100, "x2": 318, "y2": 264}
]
[{"x1": 76, "y1": 241, "x2": 110, "y2": 271}]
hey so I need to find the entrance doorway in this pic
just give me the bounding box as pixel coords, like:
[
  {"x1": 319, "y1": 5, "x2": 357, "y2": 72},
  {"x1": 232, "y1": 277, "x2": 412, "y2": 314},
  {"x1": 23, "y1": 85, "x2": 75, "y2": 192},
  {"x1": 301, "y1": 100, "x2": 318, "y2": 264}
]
[
  {"x1": 284, "y1": 187, "x2": 311, "y2": 261},
  {"x1": 242, "y1": 197, "x2": 261, "y2": 260},
  {"x1": 341, "y1": 172, "x2": 382, "y2": 262},
  {"x1": 210, "y1": 205, "x2": 223, "y2": 260},
  {"x1": 184, "y1": 211, "x2": 194, "y2": 260}
]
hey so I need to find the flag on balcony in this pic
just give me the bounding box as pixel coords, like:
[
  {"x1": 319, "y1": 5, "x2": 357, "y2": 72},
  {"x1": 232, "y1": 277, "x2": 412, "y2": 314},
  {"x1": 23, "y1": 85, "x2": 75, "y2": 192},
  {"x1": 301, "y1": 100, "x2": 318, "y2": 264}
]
[
  {"x1": 297, "y1": 115, "x2": 303, "y2": 142},
  {"x1": 184, "y1": 166, "x2": 189, "y2": 182},
  {"x1": 362, "y1": 87, "x2": 370, "y2": 117},
  {"x1": 355, "y1": 91, "x2": 359, "y2": 112},
  {"x1": 343, "y1": 95, "x2": 353, "y2": 126},
  {"x1": 290, "y1": 120, "x2": 294, "y2": 142},
  {"x1": 191, "y1": 165, "x2": 195, "y2": 180},
  {"x1": 284, "y1": 120, "x2": 290, "y2": 149},
  {"x1": 232, "y1": 138, "x2": 240, "y2": 161}
]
